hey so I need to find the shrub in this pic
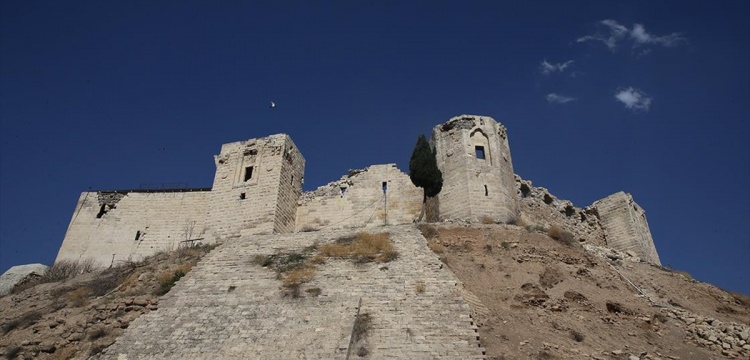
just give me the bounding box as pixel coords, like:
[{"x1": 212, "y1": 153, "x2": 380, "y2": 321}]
[
  {"x1": 87, "y1": 326, "x2": 108, "y2": 340},
  {"x1": 305, "y1": 287, "x2": 322, "y2": 297},
  {"x1": 4, "y1": 346, "x2": 21, "y2": 360},
  {"x1": 153, "y1": 263, "x2": 193, "y2": 295},
  {"x1": 480, "y1": 215, "x2": 495, "y2": 224},
  {"x1": 525, "y1": 225, "x2": 546, "y2": 233},
  {"x1": 300, "y1": 225, "x2": 319, "y2": 232},
  {"x1": 43, "y1": 259, "x2": 99, "y2": 282},
  {"x1": 501, "y1": 241, "x2": 510, "y2": 250}
]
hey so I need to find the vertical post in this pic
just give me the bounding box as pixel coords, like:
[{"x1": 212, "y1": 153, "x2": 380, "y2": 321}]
[{"x1": 382, "y1": 181, "x2": 388, "y2": 226}]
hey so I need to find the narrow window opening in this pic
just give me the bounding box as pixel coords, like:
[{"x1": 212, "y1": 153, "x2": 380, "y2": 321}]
[
  {"x1": 475, "y1": 146, "x2": 486, "y2": 159},
  {"x1": 484, "y1": 185, "x2": 488, "y2": 196},
  {"x1": 340, "y1": 187, "x2": 347, "y2": 197},
  {"x1": 96, "y1": 204, "x2": 107, "y2": 218},
  {"x1": 244, "y1": 166, "x2": 254, "y2": 181},
  {"x1": 382, "y1": 182, "x2": 388, "y2": 193},
  {"x1": 239, "y1": 193, "x2": 246, "y2": 200},
  {"x1": 135, "y1": 231, "x2": 141, "y2": 241},
  {"x1": 291, "y1": 175, "x2": 294, "y2": 185}
]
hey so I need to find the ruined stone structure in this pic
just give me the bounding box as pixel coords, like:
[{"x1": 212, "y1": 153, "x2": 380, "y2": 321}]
[
  {"x1": 433, "y1": 115, "x2": 519, "y2": 224},
  {"x1": 593, "y1": 192, "x2": 661, "y2": 265},
  {"x1": 55, "y1": 114, "x2": 661, "y2": 268}
]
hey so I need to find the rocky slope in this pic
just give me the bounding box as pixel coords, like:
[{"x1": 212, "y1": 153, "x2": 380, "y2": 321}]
[{"x1": 1, "y1": 224, "x2": 748, "y2": 360}]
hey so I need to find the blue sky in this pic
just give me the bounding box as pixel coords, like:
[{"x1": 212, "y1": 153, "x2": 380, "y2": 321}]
[{"x1": 1, "y1": 1, "x2": 748, "y2": 295}]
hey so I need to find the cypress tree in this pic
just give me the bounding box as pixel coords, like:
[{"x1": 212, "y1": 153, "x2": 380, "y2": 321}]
[{"x1": 409, "y1": 134, "x2": 443, "y2": 222}]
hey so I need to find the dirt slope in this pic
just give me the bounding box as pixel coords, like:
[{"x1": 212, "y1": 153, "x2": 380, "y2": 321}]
[{"x1": 421, "y1": 224, "x2": 750, "y2": 360}]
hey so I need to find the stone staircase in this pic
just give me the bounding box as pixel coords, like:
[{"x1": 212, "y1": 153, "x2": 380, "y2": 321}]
[{"x1": 100, "y1": 225, "x2": 485, "y2": 359}]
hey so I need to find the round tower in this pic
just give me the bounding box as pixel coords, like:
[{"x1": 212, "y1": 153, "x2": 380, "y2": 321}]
[{"x1": 431, "y1": 115, "x2": 519, "y2": 223}]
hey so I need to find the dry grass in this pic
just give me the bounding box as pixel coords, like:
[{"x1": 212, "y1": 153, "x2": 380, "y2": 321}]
[
  {"x1": 547, "y1": 226, "x2": 575, "y2": 246},
  {"x1": 480, "y1": 215, "x2": 495, "y2": 224},
  {"x1": 67, "y1": 287, "x2": 93, "y2": 307},
  {"x1": 320, "y1": 232, "x2": 397, "y2": 263},
  {"x1": 417, "y1": 223, "x2": 438, "y2": 239},
  {"x1": 428, "y1": 241, "x2": 445, "y2": 254},
  {"x1": 415, "y1": 281, "x2": 426, "y2": 294},
  {"x1": 281, "y1": 266, "x2": 316, "y2": 288},
  {"x1": 153, "y1": 262, "x2": 194, "y2": 295}
]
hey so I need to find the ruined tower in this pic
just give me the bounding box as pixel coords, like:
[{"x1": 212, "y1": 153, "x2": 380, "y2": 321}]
[
  {"x1": 432, "y1": 115, "x2": 519, "y2": 223},
  {"x1": 593, "y1": 192, "x2": 661, "y2": 265},
  {"x1": 205, "y1": 134, "x2": 305, "y2": 239}
]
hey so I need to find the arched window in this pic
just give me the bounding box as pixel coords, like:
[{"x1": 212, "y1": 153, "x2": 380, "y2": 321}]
[{"x1": 470, "y1": 129, "x2": 491, "y2": 165}]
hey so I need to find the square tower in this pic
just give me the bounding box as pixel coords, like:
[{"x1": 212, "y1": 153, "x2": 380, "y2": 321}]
[
  {"x1": 593, "y1": 192, "x2": 661, "y2": 265},
  {"x1": 206, "y1": 134, "x2": 305, "y2": 239},
  {"x1": 432, "y1": 115, "x2": 519, "y2": 223}
]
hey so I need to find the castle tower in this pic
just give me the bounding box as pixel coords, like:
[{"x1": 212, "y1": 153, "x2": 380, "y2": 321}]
[
  {"x1": 206, "y1": 134, "x2": 305, "y2": 240},
  {"x1": 432, "y1": 115, "x2": 519, "y2": 223},
  {"x1": 593, "y1": 192, "x2": 661, "y2": 265}
]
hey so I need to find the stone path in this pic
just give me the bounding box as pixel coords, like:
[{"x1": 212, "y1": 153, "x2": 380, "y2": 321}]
[{"x1": 100, "y1": 225, "x2": 485, "y2": 359}]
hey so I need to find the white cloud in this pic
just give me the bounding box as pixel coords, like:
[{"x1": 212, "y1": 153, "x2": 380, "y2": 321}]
[
  {"x1": 577, "y1": 20, "x2": 686, "y2": 51},
  {"x1": 546, "y1": 93, "x2": 577, "y2": 104},
  {"x1": 630, "y1": 23, "x2": 685, "y2": 47},
  {"x1": 576, "y1": 19, "x2": 628, "y2": 50},
  {"x1": 614, "y1": 87, "x2": 651, "y2": 111},
  {"x1": 540, "y1": 60, "x2": 574, "y2": 75}
]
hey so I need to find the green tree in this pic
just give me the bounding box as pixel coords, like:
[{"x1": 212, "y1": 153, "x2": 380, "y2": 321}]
[{"x1": 409, "y1": 134, "x2": 443, "y2": 222}]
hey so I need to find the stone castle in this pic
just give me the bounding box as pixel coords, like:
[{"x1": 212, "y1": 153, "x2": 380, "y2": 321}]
[{"x1": 55, "y1": 115, "x2": 661, "y2": 267}]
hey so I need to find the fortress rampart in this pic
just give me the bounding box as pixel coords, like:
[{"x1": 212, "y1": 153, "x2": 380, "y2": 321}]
[{"x1": 55, "y1": 114, "x2": 661, "y2": 267}]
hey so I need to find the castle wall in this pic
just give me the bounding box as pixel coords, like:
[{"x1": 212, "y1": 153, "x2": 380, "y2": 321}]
[
  {"x1": 433, "y1": 115, "x2": 519, "y2": 223},
  {"x1": 593, "y1": 192, "x2": 661, "y2": 265},
  {"x1": 100, "y1": 226, "x2": 485, "y2": 359},
  {"x1": 55, "y1": 190, "x2": 210, "y2": 267},
  {"x1": 295, "y1": 164, "x2": 422, "y2": 231},
  {"x1": 206, "y1": 134, "x2": 304, "y2": 239}
]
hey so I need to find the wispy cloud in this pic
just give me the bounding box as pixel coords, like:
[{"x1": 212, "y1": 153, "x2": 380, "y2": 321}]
[
  {"x1": 614, "y1": 87, "x2": 651, "y2": 111},
  {"x1": 540, "y1": 60, "x2": 574, "y2": 75},
  {"x1": 546, "y1": 93, "x2": 577, "y2": 104},
  {"x1": 577, "y1": 20, "x2": 686, "y2": 51},
  {"x1": 576, "y1": 19, "x2": 628, "y2": 50},
  {"x1": 630, "y1": 24, "x2": 685, "y2": 47}
]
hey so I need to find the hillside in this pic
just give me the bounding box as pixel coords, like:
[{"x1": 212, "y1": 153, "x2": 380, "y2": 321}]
[
  {"x1": 421, "y1": 224, "x2": 750, "y2": 359},
  {"x1": 1, "y1": 224, "x2": 748, "y2": 360}
]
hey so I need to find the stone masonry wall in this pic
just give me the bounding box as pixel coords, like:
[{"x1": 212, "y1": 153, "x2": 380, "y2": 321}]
[
  {"x1": 206, "y1": 134, "x2": 304, "y2": 239},
  {"x1": 295, "y1": 164, "x2": 422, "y2": 231},
  {"x1": 100, "y1": 225, "x2": 485, "y2": 360},
  {"x1": 433, "y1": 115, "x2": 519, "y2": 223},
  {"x1": 55, "y1": 190, "x2": 210, "y2": 267},
  {"x1": 273, "y1": 136, "x2": 305, "y2": 233},
  {"x1": 516, "y1": 176, "x2": 607, "y2": 246},
  {"x1": 593, "y1": 192, "x2": 661, "y2": 265}
]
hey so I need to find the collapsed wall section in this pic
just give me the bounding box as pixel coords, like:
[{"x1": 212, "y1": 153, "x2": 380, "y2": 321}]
[
  {"x1": 206, "y1": 134, "x2": 304, "y2": 239},
  {"x1": 295, "y1": 164, "x2": 422, "y2": 231},
  {"x1": 433, "y1": 115, "x2": 519, "y2": 223},
  {"x1": 515, "y1": 176, "x2": 606, "y2": 246},
  {"x1": 593, "y1": 192, "x2": 661, "y2": 265},
  {"x1": 55, "y1": 189, "x2": 210, "y2": 267}
]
